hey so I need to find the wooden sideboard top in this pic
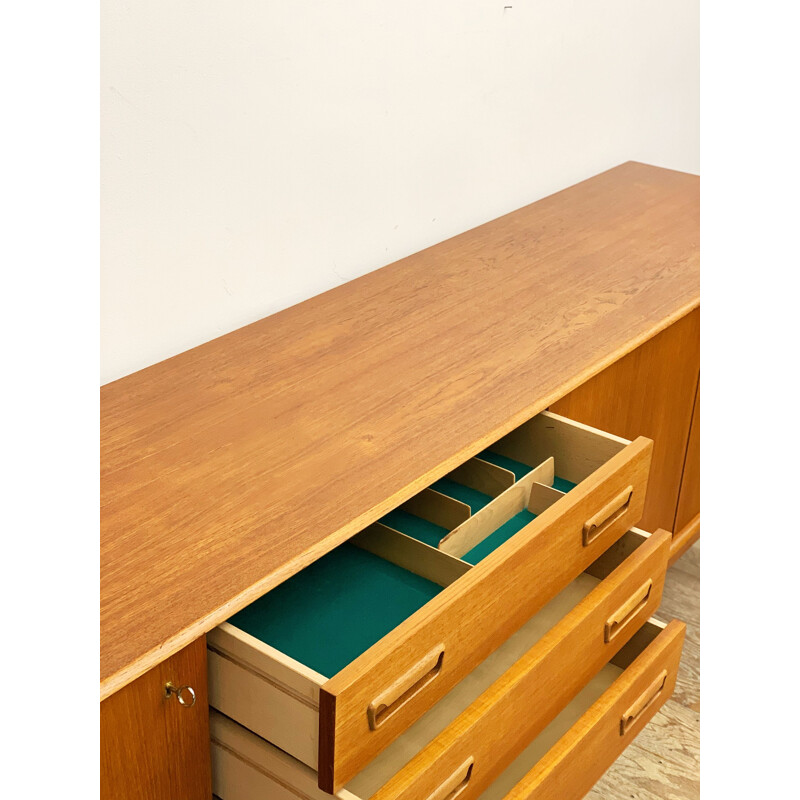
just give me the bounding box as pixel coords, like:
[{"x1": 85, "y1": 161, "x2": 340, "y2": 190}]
[{"x1": 100, "y1": 161, "x2": 699, "y2": 699}]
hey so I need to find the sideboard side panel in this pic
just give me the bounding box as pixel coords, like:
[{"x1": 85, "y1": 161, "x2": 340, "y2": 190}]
[{"x1": 551, "y1": 308, "x2": 700, "y2": 535}]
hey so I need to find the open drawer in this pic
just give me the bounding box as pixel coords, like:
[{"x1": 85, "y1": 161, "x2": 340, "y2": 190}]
[
  {"x1": 211, "y1": 618, "x2": 683, "y2": 800},
  {"x1": 209, "y1": 530, "x2": 679, "y2": 800},
  {"x1": 207, "y1": 411, "x2": 653, "y2": 791}
]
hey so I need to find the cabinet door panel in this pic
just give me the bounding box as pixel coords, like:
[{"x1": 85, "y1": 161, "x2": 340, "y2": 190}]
[
  {"x1": 101, "y1": 635, "x2": 211, "y2": 800},
  {"x1": 675, "y1": 382, "x2": 700, "y2": 531},
  {"x1": 672, "y1": 381, "x2": 700, "y2": 561},
  {"x1": 551, "y1": 308, "x2": 699, "y2": 534}
]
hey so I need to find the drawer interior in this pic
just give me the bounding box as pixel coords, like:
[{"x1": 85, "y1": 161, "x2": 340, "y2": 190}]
[
  {"x1": 226, "y1": 456, "x2": 628, "y2": 682},
  {"x1": 210, "y1": 617, "x2": 668, "y2": 800},
  {"x1": 228, "y1": 541, "x2": 448, "y2": 679},
  {"x1": 379, "y1": 411, "x2": 629, "y2": 561},
  {"x1": 343, "y1": 537, "x2": 657, "y2": 798},
  {"x1": 218, "y1": 522, "x2": 649, "y2": 709},
  {"x1": 209, "y1": 409, "x2": 643, "y2": 781}
]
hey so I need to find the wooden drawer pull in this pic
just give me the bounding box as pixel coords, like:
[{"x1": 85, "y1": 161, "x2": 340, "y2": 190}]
[
  {"x1": 620, "y1": 669, "x2": 668, "y2": 735},
  {"x1": 604, "y1": 579, "x2": 653, "y2": 643},
  {"x1": 424, "y1": 757, "x2": 475, "y2": 800},
  {"x1": 367, "y1": 644, "x2": 445, "y2": 730},
  {"x1": 583, "y1": 486, "x2": 634, "y2": 546}
]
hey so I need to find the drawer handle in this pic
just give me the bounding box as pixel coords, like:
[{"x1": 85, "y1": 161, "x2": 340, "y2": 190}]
[
  {"x1": 164, "y1": 682, "x2": 196, "y2": 708},
  {"x1": 620, "y1": 669, "x2": 667, "y2": 735},
  {"x1": 604, "y1": 579, "x2": 653, "y2": 643},
  {"x1": 367, "y1": 644, "x2": 445, "y2": 730},
  {"x1": 583, "y1": 486, "x2": 634, "y2": 546},
  {"x1": 424, "y1": 757, "x2": 474, "y2": 800}
]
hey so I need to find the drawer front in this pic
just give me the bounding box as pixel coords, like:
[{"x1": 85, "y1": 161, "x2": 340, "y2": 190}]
[
  {"x1": 319, "y1": 436, "x2": 652, "y2": 791},
  {"x1": 502, "y1": 619, "x2": 685, "y2": 800},
  {"x1": 209, "y1": 619, "x2": 685, "y2": 800},
  {"x1": 368, "y1": 528, "x2": 671, "y2": 800}
]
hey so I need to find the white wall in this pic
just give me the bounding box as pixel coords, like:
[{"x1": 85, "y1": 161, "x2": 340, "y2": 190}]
[{"x1": 101, "y1": 1, "x2": 699, "y2": 384}]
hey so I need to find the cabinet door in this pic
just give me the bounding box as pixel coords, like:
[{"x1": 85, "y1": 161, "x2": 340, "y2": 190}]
[
  {"x1": 673, "y1": 381, "x2": 700, "y2": 559},
  {"x1": 551, "y1": 308, "x2": 700, "y2": 536},
  {"x1": 101, "y1": 635, "x2": 211, "y2": 800}
]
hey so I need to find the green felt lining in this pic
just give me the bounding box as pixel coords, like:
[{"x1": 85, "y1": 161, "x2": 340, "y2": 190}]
[
  {"x1": 381, "y1": 456, "x2": 577, "y2": 552},
  {"x1": 477, "y1": 450, "x2": 533, "y2": 481},
  {"x1": 430, "y1": 477, "x2": 493, "y2": 512},
  {"x1": 553, "y1": 475, "x2": 577, "y2": 493},
  {"x1": 230, "y1": 450, "x2": 583, "y2": 677},
  {"x1": 479, "y1": 450, "x2": 578, "y2": 493},
  {"x1": 228, "y1": 543, "x2": 441, "y2": 678},
  {"x1": 462, "y1": 508, "x2": 538, "y2": 564},
  {"x1": 381, "y1": 509, "x2": 447, "y2": 548}
]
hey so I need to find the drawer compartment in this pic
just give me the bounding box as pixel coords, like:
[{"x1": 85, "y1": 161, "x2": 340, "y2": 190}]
[
  {"x1": 208, "y1": 411, "x2": 653, "y2": 791},
  {"x1": 211, "y1": 615, "x2": 683, "y2": 800},
  {"x1": 382, "y1": 412, "x2": 645, "y2": 562}
]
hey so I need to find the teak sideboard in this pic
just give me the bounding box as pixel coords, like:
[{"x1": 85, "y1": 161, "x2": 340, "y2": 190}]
[{"x1": 100, "y1": 161, "x2": 699, "y2": 800}]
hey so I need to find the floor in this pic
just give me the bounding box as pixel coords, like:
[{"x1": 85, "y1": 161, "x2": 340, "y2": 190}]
[{"x1": 587, "y1": 542, "x2": 700, "y2": 799}]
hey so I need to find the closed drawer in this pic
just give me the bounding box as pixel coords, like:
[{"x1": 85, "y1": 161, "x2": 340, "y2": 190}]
[
  {"x1": 208, "y1": 411, "x2": 653, "y2": 791},
  {"x1": 211, "y1": 613, "x2": 682, "y2": 800}
]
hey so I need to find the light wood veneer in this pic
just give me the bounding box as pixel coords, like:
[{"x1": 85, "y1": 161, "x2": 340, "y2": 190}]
[
  {"x1": 100, "y1": 636, "x2": 211, "y2": 800},
  {"x1": 101, "y1": 161, "x2": 699, "y2": 700},
  {"x1": 364, "y1": 530, "x2": 672, "y2": 800},
  {"x1": 671, "y1": 382, "x2": 700, "y2": 563},
  {"x1": 552, "y1": 307, "x2": 700, "y2": 537},
  {"x1": 318, "y1": 417, "x2": 652, "y2": 789},
  {"x1": 208, "y1": 619, "x2": 685, "y2": 800},
  {"x1": 207, "y1": 409, "x2": 653, "y2": 790}
]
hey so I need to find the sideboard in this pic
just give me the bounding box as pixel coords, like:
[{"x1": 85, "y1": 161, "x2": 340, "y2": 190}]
[{"x1": 101, "y1": 161, "x2": 699, "y2": 799}]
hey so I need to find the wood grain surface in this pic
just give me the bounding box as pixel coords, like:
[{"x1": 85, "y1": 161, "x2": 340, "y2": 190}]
[
  {"x1": 100, "y1": 636, "x2": 212, "y2": 800},
  {"x1": 675, "y1": 383, "x2": 700, "y2": 532},
  {"x1": 207, "y1": 548, "x2": 700, "y2": 799},
  {"x1": 101, "y1": 161, "x2": 699, "y2": 699},
  {"x1": 367, "y1": 530, "x2": 671, "y2": 800},
  {"x1": 319, "y1": 435, "x2": 652, "y2": 790},
  {"x1": 502, "y1": 620, "x2": 686, "y2": 800},
  {"x1": 670, "y1": 514, "x2": 700, "y2": 565},
  {"x1": 587, "y1": 542, "x2": 700, "y2": 799},
  {"x1": 551, "y1": 307, "x2": 700, "y2": 534}
]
